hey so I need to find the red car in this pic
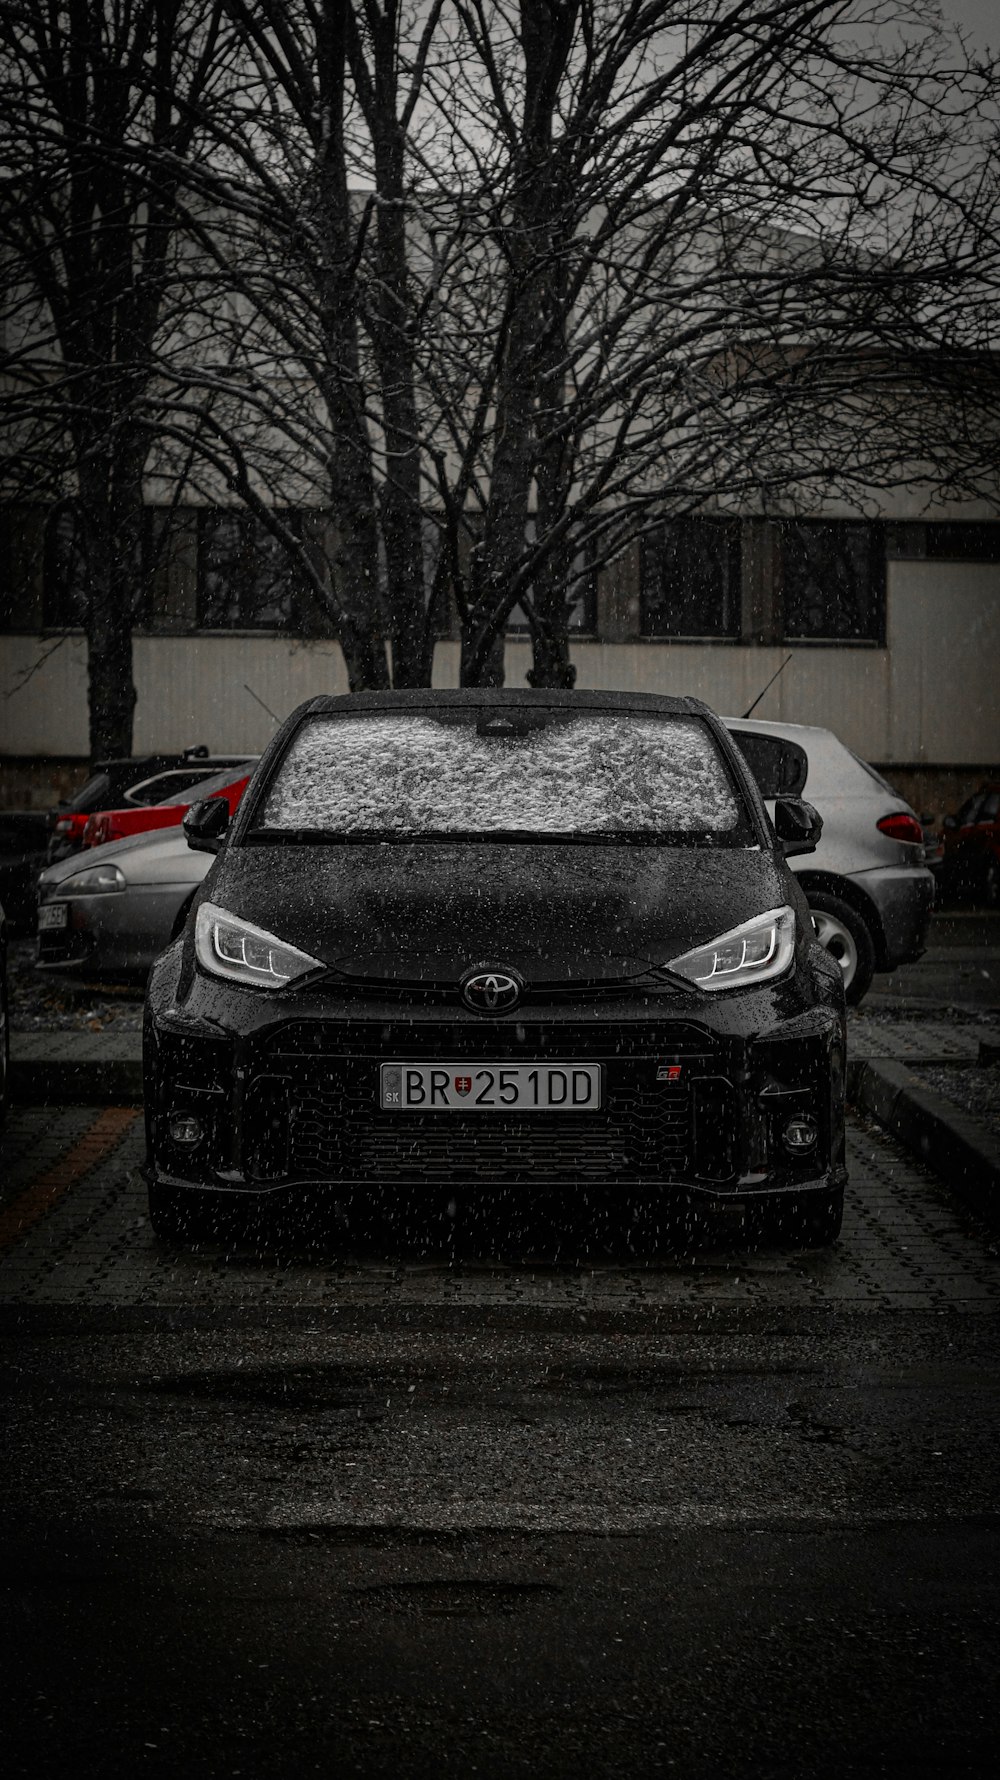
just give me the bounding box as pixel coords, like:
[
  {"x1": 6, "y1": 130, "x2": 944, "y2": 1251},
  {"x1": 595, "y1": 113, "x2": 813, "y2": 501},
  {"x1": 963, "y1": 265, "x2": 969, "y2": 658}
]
[
  {"x1": 47, "y1": 749, "x2": 251, "y2": 863},
  {"x1": 81, "y1": 763, "x2": 256, "y2": 850},
  {"x1": 936, "y1": 783, "x2": 1000, "y2": 906}
]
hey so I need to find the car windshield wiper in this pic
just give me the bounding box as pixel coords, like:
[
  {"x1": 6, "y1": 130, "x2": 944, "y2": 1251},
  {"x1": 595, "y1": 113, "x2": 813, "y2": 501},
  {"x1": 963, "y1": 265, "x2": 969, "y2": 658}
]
[{"x1": 244, "y1": 827, "x2": 740, "y2": 846}]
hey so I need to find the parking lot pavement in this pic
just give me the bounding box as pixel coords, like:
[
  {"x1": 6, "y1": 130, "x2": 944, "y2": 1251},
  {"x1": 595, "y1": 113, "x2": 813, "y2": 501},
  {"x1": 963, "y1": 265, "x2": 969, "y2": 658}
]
[{"x1": 1, "y1": 1104, "x2": 997, "y2": 1319}]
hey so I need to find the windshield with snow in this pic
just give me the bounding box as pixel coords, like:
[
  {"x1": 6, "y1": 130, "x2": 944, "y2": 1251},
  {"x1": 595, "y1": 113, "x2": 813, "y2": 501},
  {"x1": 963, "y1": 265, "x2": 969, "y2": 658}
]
[{"x1": 252, "y1": 711, "x2": 750, "y2": 843}]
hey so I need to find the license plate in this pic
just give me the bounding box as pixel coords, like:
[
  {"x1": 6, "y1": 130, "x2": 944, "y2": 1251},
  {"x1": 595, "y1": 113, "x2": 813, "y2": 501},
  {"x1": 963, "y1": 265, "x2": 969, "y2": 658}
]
[
  {"x1": 38, "y1": 903, "x2": 68, "y2": 931},
  {"x1": 380, "y1": 1063, "x2": 602, "y2": 1111}
]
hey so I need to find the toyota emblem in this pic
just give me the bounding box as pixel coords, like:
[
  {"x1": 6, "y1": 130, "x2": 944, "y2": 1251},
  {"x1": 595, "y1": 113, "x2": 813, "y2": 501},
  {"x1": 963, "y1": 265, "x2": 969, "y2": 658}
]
[{"x1": 460, "y1": 969, "x2": 522, "y2": 1014}]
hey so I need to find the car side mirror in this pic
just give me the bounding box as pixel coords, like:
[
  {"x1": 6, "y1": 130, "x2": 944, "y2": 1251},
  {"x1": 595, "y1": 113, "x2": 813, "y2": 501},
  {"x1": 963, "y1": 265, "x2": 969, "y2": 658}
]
[
  {"x1": 183, "y1": 797, "x2": 230, "y2": 854},
  {"x1": 942, "y1": 814, "x2": 957, "y2": 831},
  {"x1": 774, "y1": 796, "x2": 823, "y2": 858}
]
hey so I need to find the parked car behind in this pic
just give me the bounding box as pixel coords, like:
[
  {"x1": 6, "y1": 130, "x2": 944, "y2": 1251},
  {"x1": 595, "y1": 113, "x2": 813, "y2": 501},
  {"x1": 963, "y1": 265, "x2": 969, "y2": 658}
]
[
  {"x1": 144, "y1": 689, "x2": 847, "y2": 1249},
  {"x1": 47, "y1": 747, "x2": 250, "y2": 864},
  {"x1": 80, "y1": 761, "x2": 255, "y2": 851},
  {"x1": 726, "y1": 718, "x2": 935, "y2": 1003},
  {"x1": 933, "y1": 783, "x2": 1000, "y2": 907},
  {"x1": 37, "y1": 824, "x2": 217, "y2": 980}
]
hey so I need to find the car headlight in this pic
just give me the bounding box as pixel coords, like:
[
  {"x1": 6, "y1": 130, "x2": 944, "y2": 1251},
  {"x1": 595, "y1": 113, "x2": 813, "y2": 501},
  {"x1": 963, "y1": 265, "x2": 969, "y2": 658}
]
[
  {"x1": 195, "y1": 901, "x2": 323, "y2": 989},
  {"x1": 667, "y1": 906, "x2": 796, "y2": 992},
  {"x1": 55, "y1": 864, "x2": 126, "y2": 895}
]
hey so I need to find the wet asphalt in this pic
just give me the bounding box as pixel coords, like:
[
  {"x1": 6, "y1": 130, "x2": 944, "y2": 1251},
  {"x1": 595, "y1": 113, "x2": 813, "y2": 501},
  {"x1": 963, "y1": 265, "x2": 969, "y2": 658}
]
[
  {"x1": 3, "y1": 1314, "x2": 1000, "y2": 1778},
  {"x1": 4, "y1": 909, "x2": 1000, "y2": 1777},
  {"x1": 3, "y1": 1093, "x2": 1000, "y2": 1776}
]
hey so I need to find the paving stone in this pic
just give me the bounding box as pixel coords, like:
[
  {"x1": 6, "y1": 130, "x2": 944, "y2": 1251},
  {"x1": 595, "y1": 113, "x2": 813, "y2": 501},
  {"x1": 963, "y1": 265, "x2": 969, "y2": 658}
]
[{"x1": 1, "y1": 1110, "x2": 998, "y2": 1315}]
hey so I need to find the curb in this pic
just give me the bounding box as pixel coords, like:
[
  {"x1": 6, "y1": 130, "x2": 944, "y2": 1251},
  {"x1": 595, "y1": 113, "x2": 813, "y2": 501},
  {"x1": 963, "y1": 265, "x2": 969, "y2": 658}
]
[{"x1": 847, "y1": 1057, "x2": 1000, "y2": 1236}]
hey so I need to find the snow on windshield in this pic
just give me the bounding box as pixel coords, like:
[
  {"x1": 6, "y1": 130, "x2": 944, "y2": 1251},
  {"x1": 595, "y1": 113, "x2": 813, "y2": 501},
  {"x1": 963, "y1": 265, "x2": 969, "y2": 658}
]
[{"x1": 260, "y1": 713, "x2": 739, "y2": 834}]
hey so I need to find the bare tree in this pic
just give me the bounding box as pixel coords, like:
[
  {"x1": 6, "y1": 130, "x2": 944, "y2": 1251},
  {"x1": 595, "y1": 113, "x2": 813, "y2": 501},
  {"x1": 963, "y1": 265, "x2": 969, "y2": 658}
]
[
  {"x1": 155, "y1": 0, "x2": 447, "y2": 689},
  {"x1": 0, "y1": 0, "x2": 231, "y2": 757},
  {"x1": 147, "y1": 0, "x2": 1000, "y2": 692},
  {"x1": 422, "y1": 0, "x2": 1000, "y2": 686},
  {"x1": 4, "y1": 1, "x2": 997, "y2": 725}
]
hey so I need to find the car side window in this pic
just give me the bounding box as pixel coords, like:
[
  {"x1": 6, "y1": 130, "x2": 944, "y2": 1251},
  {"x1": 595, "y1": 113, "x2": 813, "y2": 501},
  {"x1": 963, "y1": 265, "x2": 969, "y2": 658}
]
[
  {"x1": 957, "y1": 794, "x2": 985, "y2": 827},
  {"x1": 727, "y1": 731, "x2": 808, "y2": 798},
  {"x1": 979, "y1": 793, "x2": 1000, "y2": 823},
  {"x1": 126, "y1": 769, "x2": 224, "y2": 807}
]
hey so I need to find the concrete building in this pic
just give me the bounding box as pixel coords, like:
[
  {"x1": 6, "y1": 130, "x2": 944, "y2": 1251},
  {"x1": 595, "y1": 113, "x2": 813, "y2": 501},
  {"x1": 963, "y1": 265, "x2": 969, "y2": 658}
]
[{"x1": 1, "y1": 495, "x2": 997, "y2": 815}]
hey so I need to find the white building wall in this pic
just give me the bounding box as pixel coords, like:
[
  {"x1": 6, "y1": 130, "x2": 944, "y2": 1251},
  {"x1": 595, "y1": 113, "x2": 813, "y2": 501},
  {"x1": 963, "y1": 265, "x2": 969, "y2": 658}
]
[{"x1": 2, "y1": 560, "x2": 997, "y2": 765}]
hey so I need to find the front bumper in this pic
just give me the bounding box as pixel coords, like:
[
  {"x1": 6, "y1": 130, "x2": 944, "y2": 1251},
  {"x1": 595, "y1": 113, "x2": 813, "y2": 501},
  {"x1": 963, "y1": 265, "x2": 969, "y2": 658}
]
[
  {"x1": 36, "y1": 886, "x2": 189, "y2": 979},
  {"x1": 144, "y1": 958, "x2": 847, "y2": 1208}
]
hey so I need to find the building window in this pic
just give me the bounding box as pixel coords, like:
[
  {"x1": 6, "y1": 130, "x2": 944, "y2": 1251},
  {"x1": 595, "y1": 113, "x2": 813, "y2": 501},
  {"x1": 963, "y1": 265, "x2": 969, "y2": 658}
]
[
  {"x1": 42, "y1": 505, "x2": 150, "y2": 629},
  {"x1": 505, "y1": 534, "x2": 597, "y2": 635},
  {"x1": 925, "y1": 522, "x2": 1000, "y2": 562},
  {"x1": 779, "y1": 520, "x2": 885, "y2": 643},
  {"x1": 640, "y1": 519, "x2": 741, "y2": 637},
  {"x1": 0, "y1": 506, "x2": 43, "y2": 630},
  {"x1": 198, "y1": 511, "x2": 311, "y2": 629},
  {"x1": 420, "y1": 515, "x2": 597, "y2": 635}
]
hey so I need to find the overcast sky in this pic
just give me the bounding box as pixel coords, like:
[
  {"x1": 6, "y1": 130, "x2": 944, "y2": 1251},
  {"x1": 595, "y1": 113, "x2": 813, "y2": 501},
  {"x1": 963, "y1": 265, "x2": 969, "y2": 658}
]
[{"x1": 940, "y1": 0, "x2": 997, "y2": 48}]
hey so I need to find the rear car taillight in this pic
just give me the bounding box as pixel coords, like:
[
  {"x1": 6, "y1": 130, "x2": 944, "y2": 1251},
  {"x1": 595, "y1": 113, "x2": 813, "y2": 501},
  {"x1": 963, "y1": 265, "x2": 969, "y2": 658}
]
[
  {"x1": 83, "y1": 814, "x2": 120, "y2": 848},
  {"x1": 877, "y1": 813, "x2": 924, "y2": 846}
]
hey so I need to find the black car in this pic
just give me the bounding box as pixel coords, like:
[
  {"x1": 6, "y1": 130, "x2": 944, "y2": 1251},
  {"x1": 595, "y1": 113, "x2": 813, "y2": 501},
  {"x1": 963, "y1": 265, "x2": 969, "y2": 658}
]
[{"x1": 144, "y1": 691, "x2": 847, "y2": 1248}]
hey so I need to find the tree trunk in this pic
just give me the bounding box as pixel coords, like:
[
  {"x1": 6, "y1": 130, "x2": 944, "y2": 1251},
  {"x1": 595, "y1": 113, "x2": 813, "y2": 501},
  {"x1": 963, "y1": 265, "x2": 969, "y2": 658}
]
[
  {"x1": 78, "y1": 459, "x2": 140, "y2": 761},
  {"x1": 459, "y1": 0, "x2": 578, "y2": 687},
  {"x1": 364, "y1": 31, "x2": 431, "y2": 687},
  {"x1": 313, "y1": 0, "x2": 389, "y2": 691}
]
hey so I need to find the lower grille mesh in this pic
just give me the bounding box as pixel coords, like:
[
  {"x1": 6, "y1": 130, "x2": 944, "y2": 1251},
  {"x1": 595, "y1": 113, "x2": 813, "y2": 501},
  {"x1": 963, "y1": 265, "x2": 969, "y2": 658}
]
[{"x1": 247, "y1": 1024, "x2": 723, "y2": 1187}]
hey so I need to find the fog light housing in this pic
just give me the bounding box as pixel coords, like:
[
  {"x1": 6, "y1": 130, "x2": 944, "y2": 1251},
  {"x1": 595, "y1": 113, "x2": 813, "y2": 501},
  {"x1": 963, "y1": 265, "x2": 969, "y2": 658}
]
[
  {"x1": 782, "y1": 1113, "x2": 818, "y2": 1156},
  {"x1": 167, "y1": 1112, "x2": 204, "y2": 1147}
]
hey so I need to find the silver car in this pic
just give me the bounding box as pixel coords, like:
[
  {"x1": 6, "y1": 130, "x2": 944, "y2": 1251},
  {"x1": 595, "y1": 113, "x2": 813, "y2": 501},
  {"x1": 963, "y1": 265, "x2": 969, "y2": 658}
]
[
  {"x1": 36, "y1": 825, "x2": 212, "y2": 980},
  {"x1": 727, "y1": 717, "x2": 935, "y2": 1002}
]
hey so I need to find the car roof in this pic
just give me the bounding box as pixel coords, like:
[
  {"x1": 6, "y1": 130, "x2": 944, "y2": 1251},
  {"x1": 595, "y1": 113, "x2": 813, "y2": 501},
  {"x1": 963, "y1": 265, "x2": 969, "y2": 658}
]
[
  {"x1": 152, "y1": 760, "x2": 257, "y2": 805},
  {"x1": 724, "y1": 716, "x2": 837, "y2": 744},
  {"x1": 298, "y1": 689, "x2": 709, "y2": 717}
]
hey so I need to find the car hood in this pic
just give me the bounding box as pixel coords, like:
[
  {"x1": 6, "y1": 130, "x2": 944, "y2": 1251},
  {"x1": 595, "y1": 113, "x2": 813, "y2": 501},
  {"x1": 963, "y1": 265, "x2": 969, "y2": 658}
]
[
  {"x1": 208, "y1": 841, "x2": 791, "y2": 984},
  {"x1": 39, "y1": 827, "x2": 210, "y2": 891}
]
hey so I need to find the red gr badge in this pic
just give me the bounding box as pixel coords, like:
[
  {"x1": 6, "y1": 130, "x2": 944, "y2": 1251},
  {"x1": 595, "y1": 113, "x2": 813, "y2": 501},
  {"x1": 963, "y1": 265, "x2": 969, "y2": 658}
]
[
  {"x1": 656, "y1": 1063, "x2": 683, "y2": 1083},
  {"x1": 454, "y1": 1076, "x2": 472, "y2": 1096}
]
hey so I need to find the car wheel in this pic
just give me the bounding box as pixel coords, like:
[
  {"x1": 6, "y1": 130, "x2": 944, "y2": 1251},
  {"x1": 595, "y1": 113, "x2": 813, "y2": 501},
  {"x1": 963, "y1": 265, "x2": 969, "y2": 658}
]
[{"x1": 807, "y1": 891, "x2": 875, "y2": 1005}]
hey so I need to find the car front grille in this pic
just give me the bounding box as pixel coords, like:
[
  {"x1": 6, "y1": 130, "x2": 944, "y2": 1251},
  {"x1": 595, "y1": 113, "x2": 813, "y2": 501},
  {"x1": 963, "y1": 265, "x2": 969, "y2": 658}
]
[{"x1": 244, "y1": 1022, "x2": 729, "y2": 1187}]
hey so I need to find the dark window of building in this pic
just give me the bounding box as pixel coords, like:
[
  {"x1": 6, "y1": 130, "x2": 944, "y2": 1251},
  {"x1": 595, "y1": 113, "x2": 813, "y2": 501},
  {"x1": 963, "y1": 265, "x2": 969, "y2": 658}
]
[
  {"x1": 0, "y1": 506, "x2": 43, "y2": 630},
  {"x1": 925, "y1": 523, "x2": 1000, "y2": 562},
  {"x1": 886, "y1": 522, "x2": 1000, "y2": 562},
  {"x1": 640, "y1": 519, "x2": 741, "y2": 637},
  {"x1": 420, "y1": 515, "x2": 596, "y2": 635},
  {"x1": 198, "y1": 511, "x2": 310, "y2": 629},
  {"x1": 42, "y1": 504, "x2": 150, "y2": 629},
  {"x1": 779, "y1": 520, "x2": 885, "y2": 642},
  {"x1": 506, "y1": 531, "x2": 597, "y2": 634}
]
